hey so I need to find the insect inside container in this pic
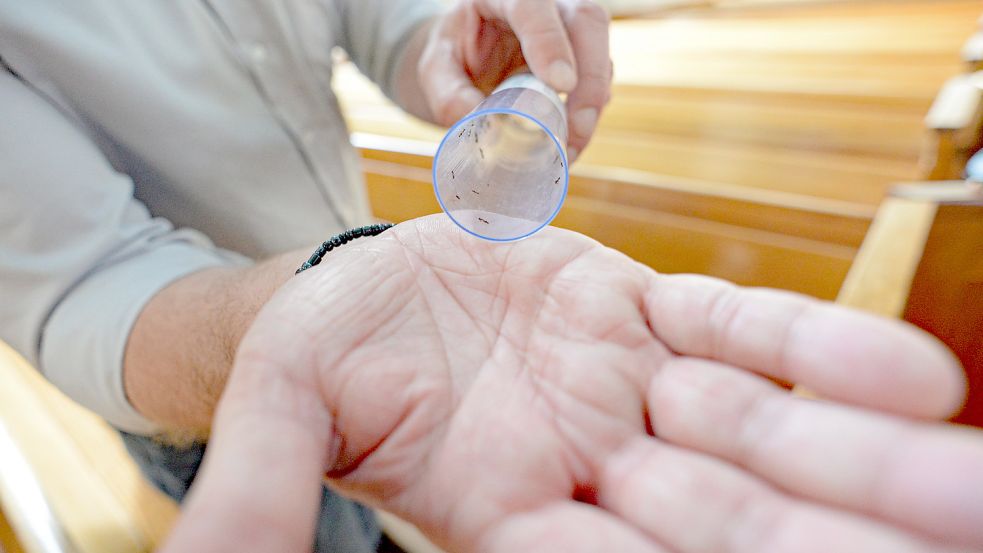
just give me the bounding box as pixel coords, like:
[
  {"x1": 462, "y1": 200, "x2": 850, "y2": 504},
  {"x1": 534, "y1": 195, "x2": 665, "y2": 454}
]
[{"x1": 477, "y1": 217, "x2": 490, "y2": 225}]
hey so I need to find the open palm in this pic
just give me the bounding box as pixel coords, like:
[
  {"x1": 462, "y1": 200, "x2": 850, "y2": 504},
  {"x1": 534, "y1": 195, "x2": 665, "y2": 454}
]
[{"x1": 165, "y1": 215, "x2": 983, "y2": 553}]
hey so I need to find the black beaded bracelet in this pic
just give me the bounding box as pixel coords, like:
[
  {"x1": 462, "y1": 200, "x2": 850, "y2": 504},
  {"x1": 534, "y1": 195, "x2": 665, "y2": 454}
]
[{"x1": 295, "y1": 223, "x2": 395, "y2": 274}]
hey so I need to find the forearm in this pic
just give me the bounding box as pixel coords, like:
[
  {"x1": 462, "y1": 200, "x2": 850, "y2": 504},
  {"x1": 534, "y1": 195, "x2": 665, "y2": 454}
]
[
  {"x1": 393, "y1": 18, "x2": 438, "y2": 123},
  {"x1": 123, "y1": 248, "x2": 308, "y2": 434}
]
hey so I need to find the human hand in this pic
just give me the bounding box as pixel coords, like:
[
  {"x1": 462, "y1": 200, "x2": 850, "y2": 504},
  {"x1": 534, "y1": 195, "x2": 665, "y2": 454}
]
[
  {"x1": 418, "y1": 0, "x2": 612, "y2": 161},
  {"x1": 162, "y1": 215, "x2": 982, "y2": 553}
]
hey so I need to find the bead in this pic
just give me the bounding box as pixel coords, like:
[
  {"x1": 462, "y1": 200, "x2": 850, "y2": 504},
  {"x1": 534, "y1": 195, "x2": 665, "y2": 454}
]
[{"x1": 295, "y1": 223, "x2": 395, "y2": 274}]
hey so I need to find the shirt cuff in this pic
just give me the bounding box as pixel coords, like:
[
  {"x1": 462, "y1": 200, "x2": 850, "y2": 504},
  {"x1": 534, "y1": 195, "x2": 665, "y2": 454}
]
[{"x1": 39, "y1": 241, "x2": 238, "y2": 435}]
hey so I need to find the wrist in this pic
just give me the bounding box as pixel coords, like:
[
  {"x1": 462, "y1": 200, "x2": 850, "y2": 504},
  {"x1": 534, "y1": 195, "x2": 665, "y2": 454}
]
[{"x1": 123, "y1": 249, "x2": 309, "y2": 433}]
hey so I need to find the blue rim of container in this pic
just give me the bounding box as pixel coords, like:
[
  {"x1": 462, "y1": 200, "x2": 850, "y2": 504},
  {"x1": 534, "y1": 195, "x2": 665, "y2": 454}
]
[{"x1": 432, "y1": 107, "x2": 569, "y2": 242}]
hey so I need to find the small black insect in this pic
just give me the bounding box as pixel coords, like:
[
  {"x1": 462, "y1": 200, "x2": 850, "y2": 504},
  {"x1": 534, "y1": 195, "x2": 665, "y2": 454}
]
[
  {"x1": 451, "y1": 170, "x2": 455, "y2": 180},
  {"x1": 455, "y1": 194, "x2": 461, "y2": 200},
  {"x1": 472, "y1": 189, "x2": 480, "y2": 195},
  {"x1": 554, "y1": 177, "x2": 561, "y2": 184},
  {"x1": 474, "y1": 133, "x2": 478, "y2": 143},
  {"x1": 479, "y1": 148, "x2": 484, "y2": 159},
  {"x1": 477, "y1": 217, "x2": 490, "y2": 224}
]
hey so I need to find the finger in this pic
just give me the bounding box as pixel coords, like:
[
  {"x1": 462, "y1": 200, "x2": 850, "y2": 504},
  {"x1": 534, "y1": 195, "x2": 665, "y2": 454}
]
[
  {"x1": 480, "y1": 0, "x2": 578, "y2": 92},
  {"x1": 600, "y1": 437, "x2": 966, "y2": 553},
  {"x1": 643, "y1": 273, "x2": 966, "y2": 419},
  {"x1": 420, "y1": 17, "x2": 486, "y2": 125},
  {"x1": 648, "y1": 357, "x2": 983, "y2": 548},
  {"x1": 160, "y1": 321, "x2": 333, "y2": 552},
  {"x1": 479, "y1": 502, "x2": 669, "y2": 553},
  {"x1": 558, "y1": 0, "x2": 612, "y2": 160}
]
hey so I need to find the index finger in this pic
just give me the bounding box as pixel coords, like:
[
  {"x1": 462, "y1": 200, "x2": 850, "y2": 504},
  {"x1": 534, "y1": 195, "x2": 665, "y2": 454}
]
[
  {"x1": 159, "y1": 307, "x2": 334, "y2": 553},
  {"x1": 647, "y1": 357, "x2": 983, "y2": 548},
  {"x1": 559, "y1": 0, "x2": 612, "y2": 160},
  {"x1": 643, "y1": 273, "x2": 966, "y2": 419},
  {"x1": 480, "y1": 0, "x2": 578, "y2": 91}
]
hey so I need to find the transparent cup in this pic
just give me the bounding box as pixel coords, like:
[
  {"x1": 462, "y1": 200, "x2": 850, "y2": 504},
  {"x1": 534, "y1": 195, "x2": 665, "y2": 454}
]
[{"x1": 432, "y1": 74, "x2": 569, "y2": 241}]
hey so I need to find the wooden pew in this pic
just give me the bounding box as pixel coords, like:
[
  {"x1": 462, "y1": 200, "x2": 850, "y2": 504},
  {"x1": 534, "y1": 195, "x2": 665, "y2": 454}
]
[
  {"x1": 835, "y1": 181, "x2": 983, "y2": 427},
  {"x1": 0, "y1": 508, "x2": 26, "y2": 553}
]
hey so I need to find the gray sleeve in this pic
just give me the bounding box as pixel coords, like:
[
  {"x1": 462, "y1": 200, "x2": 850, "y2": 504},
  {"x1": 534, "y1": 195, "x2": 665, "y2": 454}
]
[
  {"x1": 0, "y1": 70, "x2": 233, "y2": 435},
  {"x1": 326, "y1": 0, "x2": 444, "y2": 100}
]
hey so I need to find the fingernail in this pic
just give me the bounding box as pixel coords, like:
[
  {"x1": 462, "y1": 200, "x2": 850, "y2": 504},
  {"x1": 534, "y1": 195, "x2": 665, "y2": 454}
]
[
  {"x1": 572, "y1": 108, "x2": 598, "y2": 137},
  {"x1": 567, "y1": 147, "x2": 580, "y2": 162},
  {"x1": 547, "y1": 61, "x2": 577, "y2": 92}
]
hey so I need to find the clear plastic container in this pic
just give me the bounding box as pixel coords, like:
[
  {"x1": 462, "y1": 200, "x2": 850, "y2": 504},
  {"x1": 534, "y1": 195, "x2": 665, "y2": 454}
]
[{"x1": 432, "y1": 74, "x2": 569, "y2": 241}]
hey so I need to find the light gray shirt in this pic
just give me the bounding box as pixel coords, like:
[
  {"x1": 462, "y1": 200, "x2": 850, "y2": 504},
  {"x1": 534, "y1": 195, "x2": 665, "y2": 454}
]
[{"x1": 0, "y1": 0, "x2": 441, "y2": 434}]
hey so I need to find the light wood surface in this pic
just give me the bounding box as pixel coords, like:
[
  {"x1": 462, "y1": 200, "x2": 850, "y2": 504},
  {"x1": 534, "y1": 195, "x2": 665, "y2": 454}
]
[
  {"x1": 0, "y1": 342, "x2": 177, "y2": 553},
  {"x1": 0, "y1": 509, "x2": 26, "y2": 553},
  {"x1": 834, "y1": 197, "x2": 937, "y2": 315}
]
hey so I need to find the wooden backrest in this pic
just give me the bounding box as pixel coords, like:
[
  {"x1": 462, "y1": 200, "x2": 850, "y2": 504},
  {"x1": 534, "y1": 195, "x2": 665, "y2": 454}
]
[
  {"x1": 356, "y1": 135, "x2": 869, "y2": 299},
  {"x1": 834, "y1": 182, "x2": 983, "y2": 426}
]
